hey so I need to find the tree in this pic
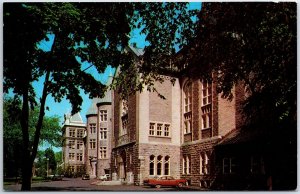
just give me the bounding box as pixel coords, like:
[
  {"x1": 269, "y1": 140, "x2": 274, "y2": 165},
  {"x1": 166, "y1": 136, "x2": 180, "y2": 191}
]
[
  {"x1": 3, "y1": 97, "x2": 61, "y2": 178},
  {"x1": 3, "y1": 2, "x2": 197, "y2": 190},
  {"x1": 180, "y1": 2, "x2": 296, "y2": 189}
]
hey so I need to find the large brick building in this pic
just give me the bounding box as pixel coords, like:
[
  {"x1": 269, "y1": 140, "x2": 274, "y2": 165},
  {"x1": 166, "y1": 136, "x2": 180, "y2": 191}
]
[{"x1": 62, "y1": 45, "x2": 278, "y2": 189}]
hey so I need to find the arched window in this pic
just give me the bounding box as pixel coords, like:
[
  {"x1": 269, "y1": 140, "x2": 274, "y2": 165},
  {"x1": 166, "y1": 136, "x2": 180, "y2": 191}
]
[
  {"x1": 157, "y1": 155, "x2": 163, "y2": 175},
  {"x1": 149, "y1": 155, "x2": 155, "y2": 175},
  {"x1": 164, "y1": 156, "x2": 170, "y2": 175}
]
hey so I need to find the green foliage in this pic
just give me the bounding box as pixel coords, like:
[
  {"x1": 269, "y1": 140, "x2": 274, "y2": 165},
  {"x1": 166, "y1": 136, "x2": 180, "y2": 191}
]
[
  {"x1": 185, "y1": 2, "x2": 296, "y2": 130},
  {"x1": 3, "y1": 97, "x2": 61, "y2": 177}
]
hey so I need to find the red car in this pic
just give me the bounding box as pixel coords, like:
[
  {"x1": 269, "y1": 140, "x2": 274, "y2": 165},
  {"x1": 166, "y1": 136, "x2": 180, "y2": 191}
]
[{"x1": 143, "y1": 176, "x2": 187, "y2": 188}]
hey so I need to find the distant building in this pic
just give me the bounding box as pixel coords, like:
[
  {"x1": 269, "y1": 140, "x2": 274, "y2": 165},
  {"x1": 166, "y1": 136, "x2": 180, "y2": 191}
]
[{"x1": 62, "y1": 112, "x2": 86, "y2": 176}]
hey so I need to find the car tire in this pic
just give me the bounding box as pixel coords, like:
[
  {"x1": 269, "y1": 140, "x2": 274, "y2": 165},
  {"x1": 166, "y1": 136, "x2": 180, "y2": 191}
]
[
  {"x1": 155, "y1": 185, "x2": 161, "y2": 189},
  {"x1": 178, "y1": 183, "x2": 183, "y2": 188}
]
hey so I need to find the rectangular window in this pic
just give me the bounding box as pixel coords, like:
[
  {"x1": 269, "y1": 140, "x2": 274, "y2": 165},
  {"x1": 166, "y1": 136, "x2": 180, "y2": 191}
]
[
  {"x1": 69, "y1": 140, "x2": 75, "y2": 149},
  {"x1": 156, "y1": 124, "x2": 162, "y2": 136},
  {"x1": 149, "y1": 123, "x2": 155, "y2": 136},
  {"x1": 77, "y1": 141, "x2": 83, "y2": 149},
  {"x1": 69, "y1": 128, "x2": 75, "y2": 137},
  {"x1": 100, "y1": 110, "x2": 108, "y2": 122},
  {"x1": 100, "y1": 147, "x2": 107, "y2": 159},
  {"x1": 90, "y1": 139, "x2": 96, "y2": 149},
  {"x1": 69, "y1": 153, "x2": 75, "y2": 161},
  {"x1": 202, "y1": 80, "x2": 212, "y2": 106},
  {"x1": 223, "y1": 157, "x2": 236, "y2": 174},
  {"x1": 100, "y1": 128, "x2": 107, "y2": 140},
  {"x1": 184, "y1": 120, "x2": 191, "y2": 134},
  {"x1": 77, "y1": 129, "x2": 83, "y2": 138},
  {"x1": 164, "y1": 124, "x2": 170, "y2": 137},
  {"x1": 90, "y1": 123, "x2": 96, "y2": 134},
  {"x1": 70, "y1": 165, "x2": 75, "y2": 172},
  {"x1": 77, "y1": 153, "x2": 83, "y2": 161}
]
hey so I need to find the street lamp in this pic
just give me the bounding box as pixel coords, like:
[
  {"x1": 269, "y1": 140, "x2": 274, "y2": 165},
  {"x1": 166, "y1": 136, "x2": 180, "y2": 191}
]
[{"x1": 46, "y1": 158, "x2": 49, "y2": 177}]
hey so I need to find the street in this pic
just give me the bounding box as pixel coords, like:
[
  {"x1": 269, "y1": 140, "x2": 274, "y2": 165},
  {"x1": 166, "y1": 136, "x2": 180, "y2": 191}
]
[{"x1": 3, "y1": 178, "x2": 199, "y2": 191}]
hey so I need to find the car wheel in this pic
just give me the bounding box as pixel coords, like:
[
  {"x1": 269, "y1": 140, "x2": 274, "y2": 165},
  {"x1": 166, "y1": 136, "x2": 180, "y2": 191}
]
[
  {"x1": 155, "y1": 185, "x2": 161, "y2": 189},
  {"x1": 178, "y1": 183, "x2": 183, "y2": 188}
]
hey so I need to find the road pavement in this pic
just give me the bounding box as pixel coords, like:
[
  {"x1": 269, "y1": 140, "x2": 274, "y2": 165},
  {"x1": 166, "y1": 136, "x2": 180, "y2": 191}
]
[{"x1": 3, "y1": 178, "x2": 201, "y2": 191}]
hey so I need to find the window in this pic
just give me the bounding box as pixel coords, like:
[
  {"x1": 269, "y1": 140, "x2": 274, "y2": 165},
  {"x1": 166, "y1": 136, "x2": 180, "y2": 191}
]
[
  {"x1": 69, "y1": 153, "x2": 75, "y2": 161},
  {"x1": 157, "y1": 155, "x2": 163, "y2": 175},
  {"x1": 184, "y1": 120, "x2": 191, "y2": 134},
  {"x1": 77, "y1": 153, "x2": 83, "y2": 161},
  {"x1": 223, "y1": 157, "x2": 237, "y2": 174},
  {"x1": 156, "y1": 124, "x2": 162, "y2": 136},
  {"x1": 77, "y1": 141, "x2": 83, "y2": 149},
  {"x1": 184, "y1": 82, "x2": 192, "y2": 113},
  {"x1": 100, "y1": 110, "x2": 108, "y2": 122},
  {"x1": 121, "y1": 99, "x2": 128, "y2": 116},
  {"x1": 202, "y1": 80, "x2": 212, "y2": 106},
  {"x1": 164, "y1": 156, "x2": 170, "y2": 175},
  {"x1": 149, "y1": 155, "x2": 155, "y2": 175},
  {"x1": 69, "y1": 128, "x2": 75, "y2": 137},
  {"x1": 201, "y1": 80, "x2": 212, "y2": 132},
  {"x1": 89, "y1": 139, "x2": 96, "y2": 149},
  {"x1": 100, "y1": 128, "x2": 107, "y2": 139},
  {"x1": 99, "y1": 147, "x2": 107, "y2": 159},
  {"x1": 77, "y1": 129, "x2": 83, "y2": 138},
  {"x1": 69, "y1": 165, "x2": 75, "y2": 172},
  {"x1": 90, "y1": 123, "x2": 96, "y2": 134},
  {"x1": 183, "y1": 81, "x2": 192, "y2": 135},
  {"x1": 69, "y1": 140, "x2": 75, "y2": 149},
  {"x1": 149, "y1": 123, "x2": 155, "y2": 136},
  {"x1": 164, "y1": 124, "x2": 170, "y2": 137},
  {"x1": 183, "y1": 155, "x2": 191, "y2": 174},
  {"x1": 200, "y1": 152, "x2": 210, "y2": 175},
  {"x1": 121, "y1": 116, "x2": 128, "y2": 136}
]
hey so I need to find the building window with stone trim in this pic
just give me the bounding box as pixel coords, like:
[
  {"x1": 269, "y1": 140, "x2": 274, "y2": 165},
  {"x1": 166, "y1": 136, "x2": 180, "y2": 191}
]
[
  {"x1": 164, "y1": 156, "x2": 170, "y2": 175},
  {"x1": 77, "y1": 129, "x2": 83, "y2": 138},
  {"x1": 99, "y1": 147, "x2": 107, "y2": 159},
  {"x1": 69, "y1": 153, "x2": 75, "y2": 161},
  {"x1": 157, "y1": 155, "x2": 163, "y2": 175},
  {"x1": 184, "y1": 81, "x2": 192, "y2": 113},
  {"x1": 202, "y1": 80, "x2": 212, "y2": 106},
  {"x1": 164, "y1": 124, "x2": 170, "y2": 137},
  {"x1": 156, "y1": 124, "x2": 163, "y2": 136},
  {"x1": 121, "y1": 116, "x2": 128, "y2": 136},
  {"x1": 89, "y1": 139, "x2": 96, "y2": 149},
  {"x1": 200, "y1": 152, "x2": 210, "y2": 175},
  {"x1": 100, "y1": 110, "x2": 108, "y2": 122},
  {"x1": 149, "y1": 123, "x2": 155, "y2": 136},
  {"x1": 89, "y1": 123, "x2": 96, "y2": 134},
  {"x1": 183, "y1": 155, "x2": 191, "y2": 174},
  {"x1": 69, "y1": 165, "x2": 75, "y2": 172},
  {"x1": 149, "y1": 155, "x2": 155, "y2": 175},
  {"x1": 77, "y1": 153, "x2": 83, "y2": 161},
  {"x1": 100, "y1": 128, "x2": 107, "y2": 139},
  {"x1": 69, "y1": 128, "x2": 75, "y2": 137}
]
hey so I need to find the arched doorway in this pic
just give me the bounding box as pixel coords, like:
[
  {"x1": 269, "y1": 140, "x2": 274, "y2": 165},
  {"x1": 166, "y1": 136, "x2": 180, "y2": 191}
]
[{"x1": 118, "y1": 151, "x2": 126, "y2": 181}]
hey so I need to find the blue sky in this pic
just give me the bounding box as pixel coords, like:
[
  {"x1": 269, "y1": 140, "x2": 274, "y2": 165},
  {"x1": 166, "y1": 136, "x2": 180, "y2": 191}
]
[{"x1": 32, "y1": 2, "x2": 201, "y2": 151}]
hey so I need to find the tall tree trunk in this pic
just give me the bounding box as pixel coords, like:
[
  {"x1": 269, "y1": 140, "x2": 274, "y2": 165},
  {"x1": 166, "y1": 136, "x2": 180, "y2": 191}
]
[{"x1": 20, "y1": 83, "x2": 32, "y2": 191}]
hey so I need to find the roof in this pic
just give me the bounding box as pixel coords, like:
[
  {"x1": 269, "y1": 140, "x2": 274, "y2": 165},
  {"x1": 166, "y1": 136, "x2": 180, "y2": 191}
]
[
  {"x1": 127, "y1": 45, "x2": 144, "y2": 56},
  {"x1": 86, "y1": 74, "x2": 113, "y2": 116},
  {"x1": 63, "y1": 112, "x2": 86, "y2": 127},
  {"x1": 217, "y1": 129, "x2": 269, "y2": 147}
]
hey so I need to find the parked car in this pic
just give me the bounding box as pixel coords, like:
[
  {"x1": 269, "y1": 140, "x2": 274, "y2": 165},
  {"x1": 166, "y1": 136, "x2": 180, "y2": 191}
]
[
  {"x1": 143, "y1": 176, "x2": 187, "y2": 188},
  {"x1": 82, "y1": 174, "x2": 90, "y2": 180},
  {"x1": 99, "y1": 174, "x2": 110, "y2": 181},
  {"x1": 51, "y1": 174, "x2": 63, "y2": 181}
]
